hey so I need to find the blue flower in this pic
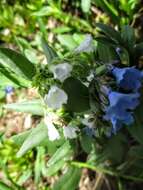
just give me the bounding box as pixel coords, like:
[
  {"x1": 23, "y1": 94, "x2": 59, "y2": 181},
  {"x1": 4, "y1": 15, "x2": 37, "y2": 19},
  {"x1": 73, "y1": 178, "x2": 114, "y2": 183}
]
[
  {"x1": 5, "y1": 86, "x2": 14, "y2": 94},
  {"x1": 104, "y1": 91, "x2": 140, "y2": 134},
  {"x1": 112, "y1": 67, "x2": 143, "y2": 91}
]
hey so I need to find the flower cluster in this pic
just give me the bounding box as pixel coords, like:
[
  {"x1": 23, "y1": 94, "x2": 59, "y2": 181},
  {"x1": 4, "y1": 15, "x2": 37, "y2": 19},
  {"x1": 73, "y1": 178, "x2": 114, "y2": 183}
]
[
  {"x1": 104, "y1": 67, "x2": 143, "y2": 134},
  {"x1": 44, "y1": 113, "x2": 79, "y2": 141}
]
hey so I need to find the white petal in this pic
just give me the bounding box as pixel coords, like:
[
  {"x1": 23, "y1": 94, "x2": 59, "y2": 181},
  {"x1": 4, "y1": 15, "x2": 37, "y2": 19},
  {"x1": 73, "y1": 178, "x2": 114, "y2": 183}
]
[
  {"x1": 44, "y1": 115, "x2": 60, "y2": 141},
  {"x1": 50, "y1": 63, "x2": 72, "y2": 82},
  {"x1": 82, "y1": 115, "x2": 95, "y2": 128},
  {"x1": 74, "y1": 34, "x2": 94, "y2": 53},
  {"x1": 44, "y1": 86, "x2": 68, "y2": 109},
  {"x1": 63, "y1": 125, "x2": 79, "y2": 139}
]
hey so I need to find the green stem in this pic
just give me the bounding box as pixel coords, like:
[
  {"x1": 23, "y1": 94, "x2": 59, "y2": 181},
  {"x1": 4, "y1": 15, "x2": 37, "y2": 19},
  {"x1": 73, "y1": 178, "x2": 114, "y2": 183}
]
[{"x1": 71, "y1": 161, "x2": 143, "y2": 182}]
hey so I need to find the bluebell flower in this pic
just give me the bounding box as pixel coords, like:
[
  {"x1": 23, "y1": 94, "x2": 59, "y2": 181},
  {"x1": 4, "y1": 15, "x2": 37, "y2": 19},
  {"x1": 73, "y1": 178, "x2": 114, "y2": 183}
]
[
  {"x1": 112, "y1": 67, "x2": 143, "y2": 91},
  {"x1": 104, "y1": 91, "x2": 140, "y2": 134}
]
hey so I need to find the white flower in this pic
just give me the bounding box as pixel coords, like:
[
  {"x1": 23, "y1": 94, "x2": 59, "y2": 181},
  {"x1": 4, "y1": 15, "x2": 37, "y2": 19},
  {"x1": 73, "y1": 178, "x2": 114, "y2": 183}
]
[
  {"x1": 44, "y1": 114, "x2": 60, "y2": 141},
  {"x1": 82, "y1": 115, "x2": 95, "y2": 128},
  {"x1": 74, "y1": 34, "x2": 94, "y2": 53},
  {"x1": 50, "y1": 63, "x2": 72, "y2": 82},
  {"x1": 44, "y1": 86, "x2": 68, "y2": 109},
  {"x1": 63, "y1": 125, "x2": 79, "y2": 139}
]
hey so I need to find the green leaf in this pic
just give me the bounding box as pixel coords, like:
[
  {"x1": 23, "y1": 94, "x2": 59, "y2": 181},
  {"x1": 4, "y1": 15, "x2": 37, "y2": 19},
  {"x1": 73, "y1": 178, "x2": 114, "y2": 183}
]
[
  {"x1": 0, "y1": 181, "x2": 14, "y2": 190},
  {"x1": 118, "y1": 47, "x2": 130, "y2": 66},
  {"x1": 81, "y1": 0, "x2": 91, "y2": 13},
  {"x1": 4, "y1": 99, "x2": 44, "y2": 116},
  {"x1": 95, "y1": 36, "x2": 118, "y2": 46},
  {"x1": 0, "y1": 74, "x2": 19, "y2": 88},
  {"x1": 17, "y1": 122, "x2": 48, "y2": 157},
  {"x1": 46, "y1": 159, "x2": 65, "y2": 176},
  {"x1": 34, "y1": 147, "x2": 45, "y2": 184},
  {"x1": 41, "y1": 37, "x2": 58, "y2": 64},
  {"x1": 46, "y1": 141, "x2": 73, "y2": 176},
  {"x1": 11, "y1": 130, "x2": 32, "y2": 145},
  {"x1": 17, "y1": 169, "x2": 32, "y2": 185},
  {"x1": 62, "y1": 77, "x2": 90, "y2": 112},
  {"x1": 0, "y1": 48, "x2": 36, "y2": 80},
  {"x1": 93, "y1": 0, "x2": 119, "y2": 24},
  {"x1": 80, "y1": 133, "x2": 93, "y2": 153},
  {"x1": 53, "y1": 166, "x2": 81, "y2": 190},
  {"x1": 121, "y1": 25, "x2": 135, "y2": 52},
  {"x1": 128, "y1": 95, "x2": 143, "y2": 145},
  {"x1": 57, "y1": 35, "x2": 77, "y2": 50},
  {"x1": 134, "y1": 42, "x2": 143, "y2": 58},
  {"x1": 95, "y1": 133, "x2": 128, "y2": 165},
  {"x1": 96, "y1": 23, "x2": 122, "y2": 44},
  {"x1": 0, "y1": 64, "x2": 29, "y2": 87},
  {"x1": 97, "y1": 42, "x2": 118, "y2": 62},
  {"x1": 47, "y1": 141, "x2": 72, "y2": 166}
]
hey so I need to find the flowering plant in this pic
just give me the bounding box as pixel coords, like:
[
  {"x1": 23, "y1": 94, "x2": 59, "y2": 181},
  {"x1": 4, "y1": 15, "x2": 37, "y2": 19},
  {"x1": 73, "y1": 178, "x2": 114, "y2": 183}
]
[{"x1": 2, "y1": 24, "x2": 143, "y2": 189}]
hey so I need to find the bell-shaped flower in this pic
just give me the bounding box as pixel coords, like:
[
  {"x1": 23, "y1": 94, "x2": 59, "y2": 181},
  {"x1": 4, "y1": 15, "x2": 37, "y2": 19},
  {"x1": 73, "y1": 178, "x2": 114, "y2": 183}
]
[
  {"x1": 44, "y1": 114, "x2": 60, "y2": 141},
  {"x1": 74, "y1": 34, "x2": 94, "y2": 53},
  {"x1": 112, "y1": 67, "x2": 143, "y2": 91},
  {"x1": 104, "y1": 91, "x2": 140, "y2": 134},
  {"x1": 50, "y1": 63, "x2": 72, "y2": 82},
  {"x1": 63, "y1": 124, "x2": 79, "y2": 139},
  {"x1": 82, "y1": 115, "x2": 96, "y2": 137},
  {"x1": 44, "y1": 86, "x2": 68, "y2": 109}
]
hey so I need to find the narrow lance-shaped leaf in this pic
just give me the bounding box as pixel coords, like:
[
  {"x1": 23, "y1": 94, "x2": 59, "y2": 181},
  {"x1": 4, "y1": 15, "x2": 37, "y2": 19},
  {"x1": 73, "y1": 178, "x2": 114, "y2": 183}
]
[
  {"x1": 0, "y1": 48, "x2": 36, "y2": 80},
  {"x1": 93, "y1": 0, "x2": 119, "y2": 24},
  {"x1": 53, "y1": 166, "x2": 81, "y2": 190},
  {"x1": 4, "y1": 99, "x2": 44, "y2": 116},
  {"x1": 47, "y1": 141, "x2": 72, "y2": 166},
  {"x1": 41, "y1": 37, "x2": 58, "y2": 64},
  {"x1": 0, "y1": 181, "x2": 14, "y2": 190},
  {"x1": 17, "y1": 122, "x2": 48, "y2": 157},
  {"x1": 121, "y1": 25, "x2": 135, "y2": 53},
  {"x1": 0, "y1": 64, "x2": 29, "y2": 87},
  {"x1": 96, "y1": 23, "x2": 122, "y2": 44}
]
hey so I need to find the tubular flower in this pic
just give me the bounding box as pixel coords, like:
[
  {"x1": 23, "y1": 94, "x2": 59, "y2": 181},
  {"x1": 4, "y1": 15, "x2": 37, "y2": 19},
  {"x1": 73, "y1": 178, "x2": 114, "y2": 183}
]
[
  {"x1": 44, "y1": 114, "x2": 60, "y2": 141},
  {"x1": 63, "y1": 124, "x2": 79, "y2": 139},
  {"x1": 44, "y1": 86, "x2": 68, "y2": 109},
  {"x1": 104, "y1": 91, "x2": 140, "y2": 134},
  {"x1": 50, "y1": 63, "x2": 72, "y2": 82},
  {"x1": 112, "y1": 67, "x2": 143, "y2": 91}
]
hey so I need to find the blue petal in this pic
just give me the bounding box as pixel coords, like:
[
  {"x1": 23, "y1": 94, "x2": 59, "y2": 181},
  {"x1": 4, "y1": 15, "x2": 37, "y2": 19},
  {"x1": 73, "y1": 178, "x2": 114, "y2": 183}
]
[
  {"x1": 5, "y1": 86, "x2": 14, "y2": 94},
  {"x1": 104, "y1": 91, "x2": 140, "y2": 134},
  {"x1": 112, "y1": 67, "x2": 143, "y2": 91}
]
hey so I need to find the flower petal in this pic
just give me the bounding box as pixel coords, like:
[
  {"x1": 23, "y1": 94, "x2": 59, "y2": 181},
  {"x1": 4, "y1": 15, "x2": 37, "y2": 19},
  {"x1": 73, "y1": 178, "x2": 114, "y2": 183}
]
[
  {"x1": 112, "y1": 67, "x2": 143, "y2": 91},
  {"x1": 44, "y1": 86, "x2": 68, "y2": 109},
  {"x1": 74, "y1": 34, "x2": 94, "y2": 53},
  {"x1": 63, "y1": 125, "x2": 79, "y2": 139},
  {"x1": 44, "y1": 115, "x2": 60, "y2": 141},
  {"x1": 50, "y1": 63, "x2": 72, "y2": 82}
]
